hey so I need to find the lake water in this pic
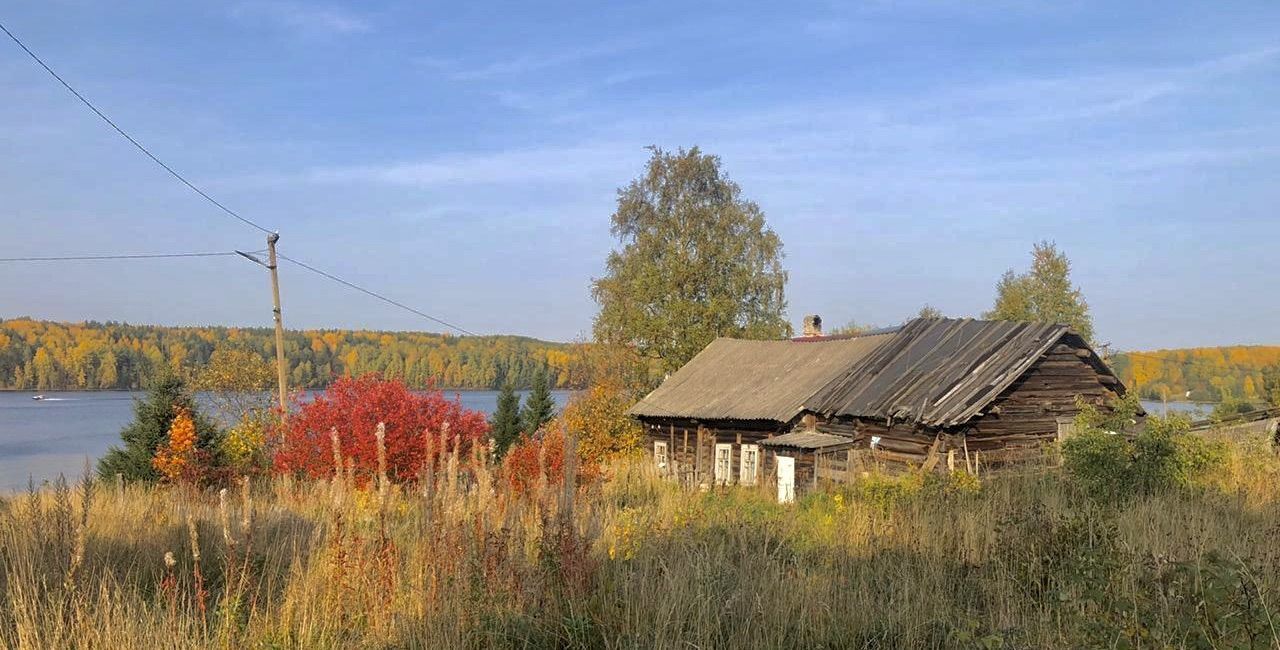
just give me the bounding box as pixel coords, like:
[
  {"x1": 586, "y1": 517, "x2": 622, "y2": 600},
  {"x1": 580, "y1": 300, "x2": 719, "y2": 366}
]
[
  {"x1": 0, "y1": 389, "x2": 569, "y2": 491},
  {"x1": 0, "y1": 392, "x2": 1207, "y2": 491},
  {"x1": 1139, "y1": 399, "x2": 1211, "y2": 417}
]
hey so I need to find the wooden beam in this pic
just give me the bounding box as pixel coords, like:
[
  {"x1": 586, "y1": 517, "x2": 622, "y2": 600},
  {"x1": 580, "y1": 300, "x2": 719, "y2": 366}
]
[{"x1": 920, "y1": 436, "x2": 943, "y2": 472}]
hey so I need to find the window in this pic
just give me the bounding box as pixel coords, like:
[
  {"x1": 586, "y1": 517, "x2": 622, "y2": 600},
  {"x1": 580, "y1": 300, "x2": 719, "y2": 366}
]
[
  {"x1": 739, "y1": 444, "x2": 760, "y2": 486},
  {"x1": 653, "y1": 441, "x2": 668, "y2": 473},
  {"x1": 713, "y1": 443, "x2": 733, "y2": 485}
]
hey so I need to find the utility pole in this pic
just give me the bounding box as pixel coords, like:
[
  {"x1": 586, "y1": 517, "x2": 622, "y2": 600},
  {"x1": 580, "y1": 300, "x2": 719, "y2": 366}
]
[
  {"x1": 266, "y1": 232, "x2": 288, "y2": 418},
  {"x1": 237, "y1": 234, "x2": 289, "y2": 422}
]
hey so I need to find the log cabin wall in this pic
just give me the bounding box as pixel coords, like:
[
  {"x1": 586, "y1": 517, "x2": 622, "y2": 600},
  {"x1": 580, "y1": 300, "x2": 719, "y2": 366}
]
[
  {"x1": 965, "y1": 340, "x2": 1123, "y2": 452},
  {"x1": 804, "y1": 339, "x2": 1126, "y2": 469},
  {"x1": 640, "y1": 418, "x2": 784, "y2": 486}
]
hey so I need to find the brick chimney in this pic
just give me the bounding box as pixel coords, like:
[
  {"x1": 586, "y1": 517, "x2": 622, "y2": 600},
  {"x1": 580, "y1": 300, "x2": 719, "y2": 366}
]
[{"x1": 802, "y1": 314, "x2": 822, "y2": 338}]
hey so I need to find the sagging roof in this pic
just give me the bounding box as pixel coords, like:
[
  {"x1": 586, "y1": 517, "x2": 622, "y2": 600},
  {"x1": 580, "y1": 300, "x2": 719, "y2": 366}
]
[
  {"x1": 807, "y1": 318, "x2": 1104, "y2": 427},
  {"x1": 627, "y1": 333, "x2": 894, "y2": 422},
  {"x1": 759, "y1": 430, "x2": 855, "y2": 450}
]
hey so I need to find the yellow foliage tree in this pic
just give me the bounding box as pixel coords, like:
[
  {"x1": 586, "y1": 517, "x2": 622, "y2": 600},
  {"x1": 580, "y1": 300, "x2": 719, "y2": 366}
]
[{"x1": 558, "y1": 384, "x2": 644, "y2": 464}]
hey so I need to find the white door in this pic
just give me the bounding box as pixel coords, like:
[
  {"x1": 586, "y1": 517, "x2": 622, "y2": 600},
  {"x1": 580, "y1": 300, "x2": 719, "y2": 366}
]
[
  {"x1": 713, "y1": 443, "x2": 733, "y2": 485},
  {"x1": 776, "y1": 455, "x2": 795, "y2": 503},
  {"x1": 739, "y1": 444, "x2": 759, "y2": 486}
]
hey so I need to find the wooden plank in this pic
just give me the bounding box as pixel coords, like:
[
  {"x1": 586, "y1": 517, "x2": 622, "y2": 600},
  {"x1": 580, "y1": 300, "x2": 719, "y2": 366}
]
[{"x1": 920, "y1": 436, "x2": 943, "y2": 472}]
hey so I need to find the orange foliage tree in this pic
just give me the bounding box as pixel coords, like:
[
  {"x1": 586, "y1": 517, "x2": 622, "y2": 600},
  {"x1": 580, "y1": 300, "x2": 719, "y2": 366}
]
[{"x1": 152, "y1": 407, "x2": 209, "y2": 485}]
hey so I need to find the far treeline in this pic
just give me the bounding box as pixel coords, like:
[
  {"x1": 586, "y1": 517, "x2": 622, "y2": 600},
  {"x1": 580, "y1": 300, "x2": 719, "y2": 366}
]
[
  {"x1": 1111, "y1": 347, "x2": 1280, "y2": 404},
  {"x1": 0, "y1": 318, "x2": 576, "y2": 391}
]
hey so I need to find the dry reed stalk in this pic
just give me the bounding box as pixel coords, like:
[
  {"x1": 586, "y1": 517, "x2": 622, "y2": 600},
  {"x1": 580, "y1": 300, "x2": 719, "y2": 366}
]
[
  {"x1": 63, "y1": 462, "x2": 93, "y2": 597},
  {"x1": 186, "y1": 514, "x2": 207, "y2": 628},
  {"x1": 561, "y1": 429, "x2": 578, "y2": 520},
  {"x1": 240, "y1": 475, "x2": 252, "y2": 537},
  {"x1": 376, "y1": 422, "x2": 388, "y2": 508},
  {"x1": 421, "y1": 428, "x2": 435, "y2": 498},
  {"x1": 536, "y1": 435, "x2": 549, "y2": 510},
  {"x1": 329, "y1": 427, "x2": 344, "y2": 508},
  {"x1": 445, "y1": 424, "x2": 458, "y2": 501},
  {"x1": 160, "y1": 550, "x2": 178, "y2": 621},
  {"x1": 53, "y1": 475, "x2": 72, "y2": 553},
  {"x1": 473, "y1": 439, "x2": 497, "y2": 528},
  {"x1": 219, "y1": 488, "x2": 234, "y2": 550}
]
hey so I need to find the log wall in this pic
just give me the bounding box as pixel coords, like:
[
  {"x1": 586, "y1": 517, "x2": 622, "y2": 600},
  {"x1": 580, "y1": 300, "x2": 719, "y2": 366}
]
[
  {"x1": 805, "y1": 340, "x2": 1125, "y2": 470},
  {"x1": 640, "y1": 419, "x2": 783, "y2": 487},
  {"x1": 638, "y1": 339, "x2": 1126, "y2": 486},
  {"x1": 966, "y1": 341, "x2": 1122, "y2": 451}
]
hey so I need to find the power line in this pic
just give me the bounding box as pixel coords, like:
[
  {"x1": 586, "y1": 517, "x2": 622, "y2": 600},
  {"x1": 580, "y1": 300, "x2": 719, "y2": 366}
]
[
  {"x1": 278, "y1": 254, "x2": 478, "y2": 336},
  {"x1": 1, "y1": 19, "x2": 481, "y2": 338},
  {"x1": 0, "y1": 20, "x2": 274, "y2": 235},
  {"x1": 0, "y1": 250, "x2": 253, "y2": 262}
]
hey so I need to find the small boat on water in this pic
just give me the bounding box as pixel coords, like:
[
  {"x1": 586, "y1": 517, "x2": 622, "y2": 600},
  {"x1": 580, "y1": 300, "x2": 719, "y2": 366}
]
[{"x1": 31, "y1": 394, "x2": 45, "y2": 401}]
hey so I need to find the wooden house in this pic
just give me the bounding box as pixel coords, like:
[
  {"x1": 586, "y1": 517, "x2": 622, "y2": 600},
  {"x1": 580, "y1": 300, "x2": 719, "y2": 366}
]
[
  {"x1": 627, "y1": 332, "x2": 891, "y2": 490},
  {"x1": 630, "y1": 317, "x2": 1134, "y2": 498}
]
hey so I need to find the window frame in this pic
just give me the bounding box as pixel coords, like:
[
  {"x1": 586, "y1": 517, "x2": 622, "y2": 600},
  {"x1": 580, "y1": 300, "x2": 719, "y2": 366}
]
[
  {"x1": 653, "y1": 440, "x2": 669, "y2": 473},
  {"x1": 713, "y1": 442, "x2": 733, "y2": 485},
  {"x1": 739, "y1": 444, "x2": 760, "y2": 486}
]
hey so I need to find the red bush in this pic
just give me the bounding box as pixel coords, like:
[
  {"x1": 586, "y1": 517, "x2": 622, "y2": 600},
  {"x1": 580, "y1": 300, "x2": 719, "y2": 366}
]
[
  {"x1": 273, "y1": 375, "x2": 488, "y2": 482},
  {"x1": 501, "y1": 427, "x2": 599, "y2": 495}
]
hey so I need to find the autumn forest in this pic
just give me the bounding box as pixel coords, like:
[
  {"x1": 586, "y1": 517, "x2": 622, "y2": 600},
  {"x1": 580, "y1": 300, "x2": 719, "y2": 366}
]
[
  {"x1": 0, "y1": 317, "x2": 575, "y2": 391},
  {"x1": 2, "y1": 315, "x2": 1278, "y2": 404}
]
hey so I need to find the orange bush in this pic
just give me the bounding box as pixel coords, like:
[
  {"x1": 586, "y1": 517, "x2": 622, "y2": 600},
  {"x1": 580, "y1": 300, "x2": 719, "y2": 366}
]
[
  {"x1": 501, "y1": 427, "x2": 599, "y2": 495},
  {"x1": 153, "y1": 407, "x2": 208, "y2": 485}
]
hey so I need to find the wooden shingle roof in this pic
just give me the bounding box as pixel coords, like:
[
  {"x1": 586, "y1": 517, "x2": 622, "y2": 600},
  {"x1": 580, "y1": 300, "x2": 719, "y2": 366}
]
[
  {"x1": 628, "y1": 318, "x2": 1123, "y2": 429},
  {"x1": 807, "y1": 318, "x2": 1106, "y2": 427},
  {"x1": 627, "y1": 333, "x2": 894, "y2": 423}
]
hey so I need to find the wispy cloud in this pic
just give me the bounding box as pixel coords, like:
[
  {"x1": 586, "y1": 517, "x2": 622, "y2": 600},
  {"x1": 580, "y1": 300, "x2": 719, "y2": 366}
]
[
  {"x1": 419, "y1": 39, "x2": 645, "y2": 81},
  {"x1": 231, "y1": 2, "x2": 372, "y2": 35},
  {"x1": 211, "y1": 40, "x2": 1280, "y2": 250},
  {"x1": 306, "y1": 144, "x2": 638, "y2": 187}
]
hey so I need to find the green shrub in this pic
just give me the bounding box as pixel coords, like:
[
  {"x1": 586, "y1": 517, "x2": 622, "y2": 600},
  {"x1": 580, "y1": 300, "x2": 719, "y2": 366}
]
[
  {"x1": 1063, "y1": 395, "x2": 1227, "y2": 499},
  {"x1": 97, "y1": 371, "x2": 222, "y2": 483}
]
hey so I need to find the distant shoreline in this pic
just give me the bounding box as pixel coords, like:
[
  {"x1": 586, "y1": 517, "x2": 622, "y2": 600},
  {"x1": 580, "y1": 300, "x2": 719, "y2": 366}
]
[{"x1": 0, "y1": 387, "x2": 577, "y2": 393}]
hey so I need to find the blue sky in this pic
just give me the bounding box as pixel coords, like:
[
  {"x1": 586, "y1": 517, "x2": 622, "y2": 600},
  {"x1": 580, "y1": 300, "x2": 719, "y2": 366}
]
[{"x1": 1, "y1": 1, "x2": 1277, "y2": 350}]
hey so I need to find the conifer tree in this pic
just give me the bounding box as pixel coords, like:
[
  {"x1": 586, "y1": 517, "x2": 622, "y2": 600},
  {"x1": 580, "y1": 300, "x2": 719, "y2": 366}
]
[
  {"x1": 520, "y1": 368, "x2": 556, "y2": 436},
  {"x1": 97, "y1": 372, "x2": 221, "y2": 482},
  {"x1": 490, "y1": 380, "x2": 523, "y2": 458}
]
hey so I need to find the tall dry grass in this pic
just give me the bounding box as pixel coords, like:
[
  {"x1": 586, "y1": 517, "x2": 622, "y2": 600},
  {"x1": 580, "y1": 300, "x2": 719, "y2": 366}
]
[{"x1": 2, "y1": 431, "x2": 1279, "y2": 649}]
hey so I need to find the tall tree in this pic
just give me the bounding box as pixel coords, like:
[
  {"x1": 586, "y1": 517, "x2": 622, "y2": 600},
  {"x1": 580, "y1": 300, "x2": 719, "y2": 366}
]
[
  {"x1": 1263, "y1": 364, "x2": 1280, "y2": 407},
  {"x1": 97, "y1": 372, "x2": 221, "y2": 482},
  {"x1": 592, "y1": 146, "x2": 791, "y2": 375},
  {"x1": 521, "y1": 368, "x2": 556, "y2": 436},
  {"x1": 490, "y1": 381, "x2": 523, "y2": 458},
  {"x1": 916, "y1": 304, "x2": 944, "y2": 320},
  {"x1": 986, "y1": 241, "x2": 1095, "y2": 343}
]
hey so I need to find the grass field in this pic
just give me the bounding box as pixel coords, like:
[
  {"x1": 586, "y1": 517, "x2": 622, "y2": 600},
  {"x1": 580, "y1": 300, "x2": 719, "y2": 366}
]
[{"x1": 2, "y1": 431, "x2": 1279, "y2": 649}]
